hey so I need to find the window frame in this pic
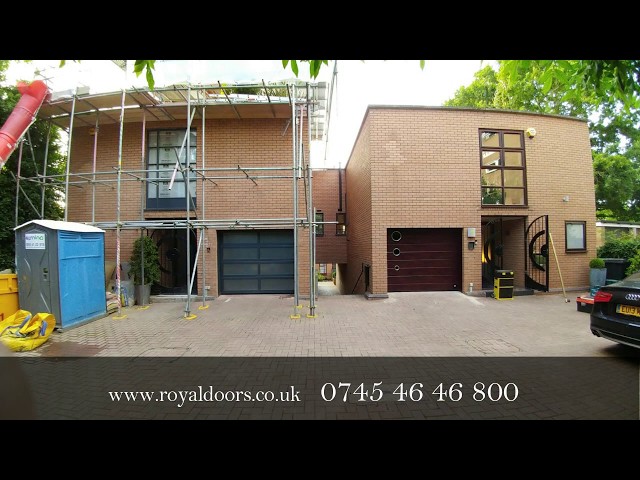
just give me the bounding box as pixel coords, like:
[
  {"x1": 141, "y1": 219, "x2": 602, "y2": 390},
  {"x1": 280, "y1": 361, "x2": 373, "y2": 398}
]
[
  {"x1": 146, "y1": 128, "x2": 197, "y2": 211},
  {"x1": 565, "y1": 221, "x2": 587, "y2": 252},
  {"x1": 336, "y1": 212, "x2": 346, "y2": 236},
  {"x1": 479, "y1": 129, "x2": 528, "y2": 207},
  {"x1": 315, "y1": 211, "x2": 324, "y2": 236}
]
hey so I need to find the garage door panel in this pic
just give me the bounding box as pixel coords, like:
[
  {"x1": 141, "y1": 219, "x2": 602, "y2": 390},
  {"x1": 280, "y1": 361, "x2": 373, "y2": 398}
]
[
  {"x1": 388, "y1": 251, "x2": 457, "y2": 261},
  {"x1": 388, "y1": 266, "x2": 460, "y2": 277},
  {"x1": 387, "y1": 228, "x2": 462, "y2": 292},
  {"x1": 219, "y1": 230, "x2": 294, "y2": 294},
  {"x1": 222, "y1": 278, "x2": 260, "y2": 292}
]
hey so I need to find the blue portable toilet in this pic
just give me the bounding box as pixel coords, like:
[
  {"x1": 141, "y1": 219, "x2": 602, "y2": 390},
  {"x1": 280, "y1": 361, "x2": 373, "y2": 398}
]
[{"x1": 14, "y1": 220, "x2": 107, "y2": 330}]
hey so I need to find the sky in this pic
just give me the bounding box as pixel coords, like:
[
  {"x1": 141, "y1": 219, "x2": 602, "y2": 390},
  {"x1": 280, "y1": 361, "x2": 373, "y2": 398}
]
[{"x1": 4, "y1": 60, "x2": 493, "y2": 167}]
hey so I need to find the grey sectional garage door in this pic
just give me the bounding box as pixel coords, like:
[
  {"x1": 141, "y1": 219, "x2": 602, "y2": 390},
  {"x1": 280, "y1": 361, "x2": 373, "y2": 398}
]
[
  {"x1": 387, "y1": 228, "x2": 462, "y2": 292},
  {"x1": 219, "y1": 230, "x2": 294, "y2": 294}
]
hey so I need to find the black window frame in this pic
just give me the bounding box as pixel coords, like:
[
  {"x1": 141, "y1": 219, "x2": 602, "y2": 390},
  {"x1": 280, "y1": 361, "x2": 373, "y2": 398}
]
[
  {"x1": 146, "y1": 128, "x2": 197, "y2": 211},
  {"x1": 565, "y1": 220, "x2": 587, "y2": 252},
  {"x1": 315, "y1": 211, "x2": 324, "y2": 236},
  {"x1": 479, "y1": 129, "x2": 527, "y2": 207}
]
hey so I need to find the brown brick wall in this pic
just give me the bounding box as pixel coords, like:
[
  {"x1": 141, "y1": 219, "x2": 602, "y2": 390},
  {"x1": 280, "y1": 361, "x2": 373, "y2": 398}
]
[
  {"x1": 312, "y1": 168, "x2": 347, "y2": 264},
  {"x1": 67, "y1": 117, "x2": 310, "y2": 297},
  {"x1": 343, "y1": 121, "x2": 373, "y2": 294},
  {"x1": 347, "y1": 107, "x2": 596, "y2": 295}
]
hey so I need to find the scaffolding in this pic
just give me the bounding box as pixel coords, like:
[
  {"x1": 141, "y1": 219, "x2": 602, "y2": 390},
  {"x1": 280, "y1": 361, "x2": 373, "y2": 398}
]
[{"x1": 15, "y1": 78, "x2": 329, "y2": 319}]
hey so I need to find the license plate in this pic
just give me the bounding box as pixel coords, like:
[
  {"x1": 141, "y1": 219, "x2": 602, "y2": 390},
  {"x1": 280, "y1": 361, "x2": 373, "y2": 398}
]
[{"x1": 616, "y1": 304, "x2": 640, "y2": 317}]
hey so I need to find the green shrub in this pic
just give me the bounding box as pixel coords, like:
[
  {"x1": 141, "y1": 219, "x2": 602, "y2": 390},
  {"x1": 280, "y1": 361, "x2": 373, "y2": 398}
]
[
  {"x1": 130, "y1": 236, "x2": 160, "y2": 285},
  {"x1": 596, "y1": 238, "x2": 640, "y2": 260},
  {"x1": 589, "y1": 258, "x2": 605, "y2": 269},
  {"x1": 627, "y1": 251, "x2": 640, "y2": 276},
  {"x1": 317, "y1": 273, "x2": 326, "y2": 281}
]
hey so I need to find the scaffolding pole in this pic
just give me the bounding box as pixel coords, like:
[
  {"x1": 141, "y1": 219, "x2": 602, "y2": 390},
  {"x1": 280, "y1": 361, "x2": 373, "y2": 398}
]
[
  {"x1": 91, "y1": 115, "x2": 99, "y2": 223},
  {"x1": 140, "y1": 111, "x2": 146, "y2": 220},
  {"x1": 114, "y1": 85, "x2": 127, "y2": 319},
  {"x1": 307, "y1": 113, "x2": 316, "y2": 317},
  {"x1": 63, "y1": 91, "x2": 77, "y2": 222},
  {"x1": 14, "y1": 140, "x2": 24, "y2": 227},
  {"x1": 291, "y1": 85, "x2": 300, "y2": 318},
  {"x1": 185, "y1": 83, "x2": 193, "y2": 319},
  {"x1": 40, "y1": 122, "x2": 51, "y2": 218},
  {"x1": 201, "y1": 105, "x2": 208, "y2": 309}
]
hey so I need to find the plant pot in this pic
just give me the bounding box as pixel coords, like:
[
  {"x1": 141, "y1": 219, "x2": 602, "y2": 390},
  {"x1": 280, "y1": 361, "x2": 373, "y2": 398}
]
[
  {"x1": 589, "y1": 268, "x2": 607, "y2": 288},
  {"x1": 135, "y1": 284, "x2": 151, "y2": 306}
]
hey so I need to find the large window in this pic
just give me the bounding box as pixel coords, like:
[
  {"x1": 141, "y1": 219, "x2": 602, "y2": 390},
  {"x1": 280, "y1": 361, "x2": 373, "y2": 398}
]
[
  {"x1": 480, "y1": 130, "x2": 527, "y2": 206},
  {"x1": 147, "y1": 129, "x2": 197, "y2": 210}
]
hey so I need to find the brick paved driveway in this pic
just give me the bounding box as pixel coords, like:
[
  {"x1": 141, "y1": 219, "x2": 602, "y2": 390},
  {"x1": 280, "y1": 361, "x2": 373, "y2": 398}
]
[{"x1": 15, "y1": 291, "x2": 639, "y2": 357}]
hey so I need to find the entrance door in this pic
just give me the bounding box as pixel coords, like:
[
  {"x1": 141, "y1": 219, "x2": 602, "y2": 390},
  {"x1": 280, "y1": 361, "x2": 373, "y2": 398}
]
[
  {"x1": 524, "y1": 215, "x2": 549, "y2": 292},
  {"x1": 151, "y1": 228, "x2": 197, "y2": 294}
]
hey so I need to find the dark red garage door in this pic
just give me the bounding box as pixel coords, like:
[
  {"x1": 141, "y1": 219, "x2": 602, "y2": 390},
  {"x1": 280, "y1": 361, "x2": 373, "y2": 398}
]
[{"x1": 387, "y1": 228, "x2": 462, "y2": 292}]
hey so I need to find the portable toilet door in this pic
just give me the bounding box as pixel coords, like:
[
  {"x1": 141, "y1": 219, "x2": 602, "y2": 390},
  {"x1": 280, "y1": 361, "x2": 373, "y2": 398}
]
[{"x1": 14, "y1": 225, "x2": 54, "y2": 315}]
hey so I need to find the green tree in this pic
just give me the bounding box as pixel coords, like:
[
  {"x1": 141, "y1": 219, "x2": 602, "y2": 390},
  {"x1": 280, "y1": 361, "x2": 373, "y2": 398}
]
[
  {"x1": 0, "y1": 62, "x2": 64, "y2": 270},
  {"x1": 445, "y1": 66, "x2": 498, "y2": 109},
  {"x1": 592, "y1": 154, "x2": 639, "y2": 221}
]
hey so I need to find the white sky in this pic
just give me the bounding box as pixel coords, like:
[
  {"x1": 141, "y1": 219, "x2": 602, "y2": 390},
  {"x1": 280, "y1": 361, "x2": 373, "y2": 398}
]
[{"x1": 4, "y1": 60, "x2": 493, "y2": 167}]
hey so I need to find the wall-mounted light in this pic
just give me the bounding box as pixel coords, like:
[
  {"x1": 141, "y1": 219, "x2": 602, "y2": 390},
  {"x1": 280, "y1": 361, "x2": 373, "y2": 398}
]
[
  {"x1": 562, "y1": 195, "x2": 570, "y2": 202},
  {"x1": 526, "y1": 127, "x2": 537, "y2": 138},
  {"x1": 467, "y1": 227, "x2": 476, "y2": 238}
]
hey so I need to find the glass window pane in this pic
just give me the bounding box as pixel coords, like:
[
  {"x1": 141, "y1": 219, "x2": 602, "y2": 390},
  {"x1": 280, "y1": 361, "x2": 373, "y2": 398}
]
[
  {"x1": 504, "y1": 133, "x2": 522, "y2": 148},
  {"x1": 481, "y1": 131, "x2": 500, "y2": 147},
  {"x1": 315, "y1": 212, "x2": 324, "y2": 236},
  {"x1": 566, "y1": 223, "x2": 585, "y2": 250},
  {"x1": 260, "y1": 247, "x2": 294, "y2": 260},
  {"x1": 148, "y1": 149, "x2": 158, "y2": 165},
  {"x1": 223, "y1": 278, "x2": 259, "y2": 292},
  {"x1": 504, "y1": 170, "x2": 524, "y2": 187},
  {"x1": 224, "y1": 248, "x2": 259, "y2": 260},
  {"x1": 482, "y1": 169, "x2": 502, "y2": 186},
  {"x1": 224, "y1": 232, "x2": 258, "y2": 244},
  {"x1": 148, "y1": 132, "x2": 157, "y2": 147},
  {"x1": 223, "y1": 263, "x2": 259, "y2": 276},
  {"x1": 260, "y1": 278, "x2": 294, "y2": 291},
  {"x1": 504, "y1": 188, "x2": 525, "y2": 205},
  {"x1": 260, "y1": 263, "x2": 294, "y2": 275},
  {"x1": 482, "y1": 188, "x2": 503, "y2": 205},
  {"x1": 504, "y1": 151, "x2": 522, "y2": 166},
  {"x1": 260, "y1": 231, "x2": 292, "y2": 244},
  {"x1": 482, "y1": 151, "x2": 501, "y2": 167}
]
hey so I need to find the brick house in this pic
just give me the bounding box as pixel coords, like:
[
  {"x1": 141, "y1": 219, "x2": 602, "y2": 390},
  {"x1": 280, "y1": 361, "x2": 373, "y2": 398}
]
[
  {"x1": 33, "y1": 89, "x2": 595, "y2": 304},
  {"x1": 338, "y1": 106, "x2": 596, "y2": 296},
  {"x1": 37, "y1": 84, "x2": 321, "y2": 307}
]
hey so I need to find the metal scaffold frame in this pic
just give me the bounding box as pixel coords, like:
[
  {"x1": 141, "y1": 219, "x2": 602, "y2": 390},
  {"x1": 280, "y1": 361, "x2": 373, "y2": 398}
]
[{"x1": 15, "y1": 78, "x2": 327, "y2": 319}]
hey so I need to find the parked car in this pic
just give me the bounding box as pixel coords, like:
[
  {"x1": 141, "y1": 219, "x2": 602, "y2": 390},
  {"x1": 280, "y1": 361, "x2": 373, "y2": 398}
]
[{"x1": 591, "y1": 272, "x2": 640, "y2": 349}]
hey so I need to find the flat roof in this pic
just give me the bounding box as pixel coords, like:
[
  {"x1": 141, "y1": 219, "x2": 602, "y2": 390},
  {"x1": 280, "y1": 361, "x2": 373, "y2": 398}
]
[
  {"x1": 38, "y1": 82, "x2": 328, "y2": 140},
  {"x1": 15, "y1": 219, "x2": 105, "y2": 233}
]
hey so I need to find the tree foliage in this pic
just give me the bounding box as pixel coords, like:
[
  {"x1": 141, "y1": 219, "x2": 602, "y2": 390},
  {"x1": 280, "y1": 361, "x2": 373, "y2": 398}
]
[{"x1": 0, "y1": 63, "x2": 64, "y2": 270}]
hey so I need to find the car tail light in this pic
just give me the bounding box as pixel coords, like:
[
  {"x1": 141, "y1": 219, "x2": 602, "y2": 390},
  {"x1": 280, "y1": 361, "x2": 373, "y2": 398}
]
[{"x1": 594, "y1": 291, "x2": 613, "y2": 303}]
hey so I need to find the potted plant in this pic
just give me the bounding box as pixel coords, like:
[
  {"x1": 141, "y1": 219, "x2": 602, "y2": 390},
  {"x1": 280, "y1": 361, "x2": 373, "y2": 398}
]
[
  {"x1": 589, "y1": 258, "x2": 607, "y2": 290},
  {"x1": 130, "y1": 235, "x2": 160, "y2": 306}
]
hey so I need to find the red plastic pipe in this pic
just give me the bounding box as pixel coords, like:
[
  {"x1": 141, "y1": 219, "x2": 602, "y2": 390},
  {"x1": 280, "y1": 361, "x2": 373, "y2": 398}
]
[{"x1": 0, "y1": 80, "x2": 50, "y2": 168}]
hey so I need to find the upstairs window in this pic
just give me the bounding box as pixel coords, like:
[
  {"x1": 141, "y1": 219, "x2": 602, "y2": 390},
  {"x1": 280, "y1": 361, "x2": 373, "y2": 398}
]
[
  {"x1": 147, "y1": 129, "x2": 197, "y2": 210},
  {"x1": 480, "y1": 130, "x2": 527, "y2": 206}
]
